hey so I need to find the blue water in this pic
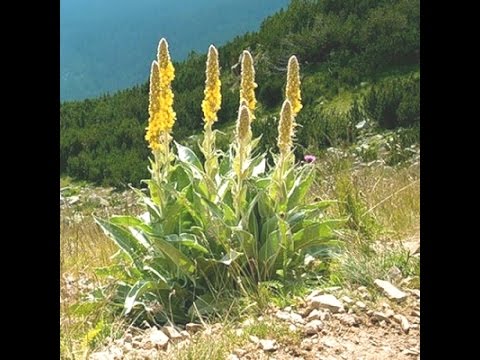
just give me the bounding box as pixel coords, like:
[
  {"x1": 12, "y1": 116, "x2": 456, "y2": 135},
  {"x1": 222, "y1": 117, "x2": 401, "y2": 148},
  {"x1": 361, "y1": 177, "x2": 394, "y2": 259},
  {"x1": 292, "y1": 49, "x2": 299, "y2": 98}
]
[{"x1": 60, "y1": 0, "x2": 290, "y2": 101}]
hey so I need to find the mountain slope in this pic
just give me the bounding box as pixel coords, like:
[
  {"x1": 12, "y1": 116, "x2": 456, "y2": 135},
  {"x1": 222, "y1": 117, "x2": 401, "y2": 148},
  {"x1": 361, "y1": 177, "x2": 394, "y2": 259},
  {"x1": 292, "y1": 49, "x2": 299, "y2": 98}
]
[{"x1": 60, "y1": 0, "x2": 420, "y2": 187}]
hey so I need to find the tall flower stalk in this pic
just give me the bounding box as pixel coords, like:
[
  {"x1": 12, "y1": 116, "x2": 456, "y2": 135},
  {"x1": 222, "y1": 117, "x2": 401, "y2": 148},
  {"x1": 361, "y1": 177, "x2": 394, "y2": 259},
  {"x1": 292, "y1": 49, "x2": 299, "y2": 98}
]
[
  {"x1": 285, "y1": 55, "x2": 302, "y2": 116},
  {"x1": 200, "y1": 45, "x2": 222, "y2": 194},
  {"x1": 239, "y1": 50, "x2": 257, "y2": 119},
  {"x1": 233, "y1": 104, "x2": 252, "y2": 220},
  {"x1": 271, "y1": 100, "x2": 295, "y2": 208},
  {"x1": 145, "y1": 38, "x2": 176, "y2": 205}
]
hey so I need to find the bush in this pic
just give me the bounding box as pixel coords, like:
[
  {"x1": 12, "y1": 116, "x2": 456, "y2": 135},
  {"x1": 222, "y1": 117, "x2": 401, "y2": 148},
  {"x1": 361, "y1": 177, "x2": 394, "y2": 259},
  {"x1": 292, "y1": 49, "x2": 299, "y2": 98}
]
[{"x1": 363, "y1": 75, "x2": 420, "y2": 129}]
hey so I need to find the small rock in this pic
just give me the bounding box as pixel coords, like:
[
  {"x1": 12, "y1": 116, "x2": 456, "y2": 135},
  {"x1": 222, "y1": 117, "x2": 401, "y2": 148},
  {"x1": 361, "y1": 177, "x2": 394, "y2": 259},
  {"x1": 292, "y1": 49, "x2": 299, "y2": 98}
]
[
  {"x1": 235, "y1": 328, "x2": 244, "y2": 336},
  {"x1": 67, "y1": 195, "x2": 80, "y2": 205},
  {"x1": 400, "y1": 316, "x2": 410, "y2": 333},
  {"x1": 387, "y1": 266, "x2": 403, "y2": 283},
  {"x1": 227, "y1": 355, "x2": 240, "y2": 360},
  {"x1": 185, "y1": 323, "x2": 203, "y2": 333},
  {"x1": 371, "y1": 311, "x2": 390, "y2": 323},
  {"x1": 322, "y1": 338, "x2": 339, "y2": 348},
  {"x1": 309, "y1": 294, "x2": 344, "y2": 313},
  {"x1": 289, "y1": 312, "x2": 305, "y2": 324},
  {"x1": 357, "y1": 286, "x2": 368, "y2": 292},
  {"x1": 259, "y1": 339, "x2": 278, "y2": 352},
  {"x1": 180, "y1": 330, "x2": 190, "y2": 339},
  {"x1": 149, "y1": 328, "x2": 170, "y2": 349},
  {"x1": 288, "y1": 324, "x2": 297, "y2": 332},
  {"x1": 284, "y1": 306, "x2": 292, "y2": 312},
  {"x1": 307, "y1": 309, "x2": 330, "y2": 321},
  {"x1": 374, "y1": 279, "x2": 408, "y2": 301},
  {"x1": 355, "y1": 301, "x2": 367, "y2": 310},
  {"x1": 335, "y1": 313, "x2": 359, "y2": 326},
  {"x1": 402, "y1": 348, "x2": 419, "y2": 356},
  {"x1": 275, "y1": 310, "x2": 291, "y2": 322},
  {"x1": 162, "y1": 325, "x2": 183, "y2": 341},
  {"x1": 340, "y1": 295, "x2": 353, "y2": 304},
  {"x1": 402, "y1": 241, "x2": 420, "y2": 255},
  {"x1": 384, "y1": 309, "x2": 395, "y2": 318},
  {"x1": 249, "y1": 335, "x2": 260, "y2": 344},
  {"x1": 305, "y1": 320, "x2": 324, "y2": 335}
]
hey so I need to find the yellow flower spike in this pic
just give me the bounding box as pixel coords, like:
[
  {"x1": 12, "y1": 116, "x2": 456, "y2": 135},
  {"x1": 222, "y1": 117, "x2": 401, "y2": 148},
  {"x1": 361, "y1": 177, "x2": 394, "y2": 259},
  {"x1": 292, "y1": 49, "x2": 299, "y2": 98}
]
[
  {"x1": 240, "y1": 50, "x2": 257, "y2": 118},
  {"x1": 278, "y1": 100, "x2": 294, "y2": 155},
  {"x1": 286, "y1": 55, "x2": 302, "y2": 115},
  {"x1": 145, "y1": 38, "x2": 176, "y2": 151},
  {"x1": 237, "y1": 104, "x2": 252, "y2": 144},
  {"x1": 202, "y1": 45, "x2": 222, "y2": 124}
]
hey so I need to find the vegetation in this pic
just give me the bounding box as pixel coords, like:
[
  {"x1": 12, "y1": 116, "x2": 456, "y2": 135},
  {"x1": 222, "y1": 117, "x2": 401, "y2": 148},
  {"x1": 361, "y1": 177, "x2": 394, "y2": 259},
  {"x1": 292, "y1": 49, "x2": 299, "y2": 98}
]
[
  {"x1": 60, "y1": 1, "x2": 420, "y2": 358},
  {"x1": 60, "y1": 0, "x2": 420, "y2": 187}
]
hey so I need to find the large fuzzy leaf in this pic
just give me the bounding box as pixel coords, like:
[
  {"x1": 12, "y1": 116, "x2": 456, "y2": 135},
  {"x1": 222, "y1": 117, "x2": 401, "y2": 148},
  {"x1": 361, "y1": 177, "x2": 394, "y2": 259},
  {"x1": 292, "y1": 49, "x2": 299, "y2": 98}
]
[
  {"x1": 175, "y1": 142, "x2": 203, "y2": 170},
  {"x1": 147, "y1": 234, "x2": 196, "y2": 280},
  {"x1": 94, "y1": 217, "x2": 145, "y2": 268},
  {"x1": 293, "y1": 219, "x2": 345, "y2": 251},
  {"x1": 287, "y1": 168, "x2": 315, "y2": 210}
]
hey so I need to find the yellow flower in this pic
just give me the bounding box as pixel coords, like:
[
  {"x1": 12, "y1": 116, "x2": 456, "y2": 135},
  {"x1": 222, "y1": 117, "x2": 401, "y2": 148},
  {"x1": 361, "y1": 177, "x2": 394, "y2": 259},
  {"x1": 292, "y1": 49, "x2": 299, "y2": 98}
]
[
  {"x1": 278, "y1": 100, "x2": 294, "y2": 155},
  {"x1": 286, "y1": 55, "x2": 302, "y2": 115},
  {"x1": 240, "y1": 50, "x2": 257, "y2": 118},
  {"x1": 145, "y1": 38, "x2": 176, "y2": 151},
  {"x1": 202, "y1": 45, "x2": 222, "y2": 124}
]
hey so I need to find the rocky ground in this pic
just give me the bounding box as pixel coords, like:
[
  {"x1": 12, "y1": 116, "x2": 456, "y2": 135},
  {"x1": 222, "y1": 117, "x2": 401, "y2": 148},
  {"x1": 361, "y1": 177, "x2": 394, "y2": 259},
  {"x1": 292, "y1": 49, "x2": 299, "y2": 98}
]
[{"x1": 89, "y1": 279, "x2": 420, "y2": 360}]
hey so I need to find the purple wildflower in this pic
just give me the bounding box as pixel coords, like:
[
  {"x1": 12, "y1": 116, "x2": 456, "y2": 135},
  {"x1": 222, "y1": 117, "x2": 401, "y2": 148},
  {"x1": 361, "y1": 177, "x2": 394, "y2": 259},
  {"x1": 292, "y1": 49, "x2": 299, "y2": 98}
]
[{"x1": 304, "y1": 155, "x2": 316, "y2": 163}]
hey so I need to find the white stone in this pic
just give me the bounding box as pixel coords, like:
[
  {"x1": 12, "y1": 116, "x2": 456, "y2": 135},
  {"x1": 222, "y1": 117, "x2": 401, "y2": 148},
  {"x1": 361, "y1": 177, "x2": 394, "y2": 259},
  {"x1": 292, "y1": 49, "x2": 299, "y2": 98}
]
[
  {"x1": 259, "y1": 339, "x2": 278, "y2": 352},
  {"x1": 309, "y1": 294, "x2": 344, "y2": 313},
  {"x1": 149, "y1": 328, "x2": 169, "y2": 349},
  {"x1": 305, "y1": 320, "x2": 324, "y2": 335},
  {"x1": 374, "y1": 279, "x2": 408, "y2": 301}
]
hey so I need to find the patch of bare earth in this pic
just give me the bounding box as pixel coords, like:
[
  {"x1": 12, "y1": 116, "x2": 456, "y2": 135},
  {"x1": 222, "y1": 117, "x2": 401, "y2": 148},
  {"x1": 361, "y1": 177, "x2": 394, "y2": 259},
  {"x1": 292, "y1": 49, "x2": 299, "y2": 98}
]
[{"x1": 90, "y1": 281, "x2": 419, "y2": 360}]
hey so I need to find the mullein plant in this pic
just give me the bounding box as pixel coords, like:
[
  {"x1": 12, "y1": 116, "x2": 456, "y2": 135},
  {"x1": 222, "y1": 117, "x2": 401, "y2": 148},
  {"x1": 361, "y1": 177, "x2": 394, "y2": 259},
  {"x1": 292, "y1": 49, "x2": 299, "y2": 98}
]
[
  {"x1": 270, "y1": 56, "x2": 302, "y2": 211},
  {"x1": 144, "y1": 38, "x2": 176, "y2": 207},
  {"x1": 200, "y1": 45, "x2": 221, "y2": 195},
  {"x1": 95, "y1": 42, "x2": 343, "y2": 325}
]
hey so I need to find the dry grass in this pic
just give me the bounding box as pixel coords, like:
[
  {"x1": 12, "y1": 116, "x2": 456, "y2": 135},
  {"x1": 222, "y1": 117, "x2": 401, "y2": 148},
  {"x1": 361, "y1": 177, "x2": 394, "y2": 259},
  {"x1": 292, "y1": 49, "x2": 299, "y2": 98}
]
[
  {"x1": 313, "y1": 154, "x2": 419, "y2": 240},
  {"x1": 60, "y1": 204, "x2": 123, "y2": 360}
]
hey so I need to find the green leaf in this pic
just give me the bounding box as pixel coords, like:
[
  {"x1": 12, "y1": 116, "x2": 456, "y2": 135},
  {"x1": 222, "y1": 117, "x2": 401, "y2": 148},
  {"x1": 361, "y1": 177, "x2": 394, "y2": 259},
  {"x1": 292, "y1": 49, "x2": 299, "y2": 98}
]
[
  {"x1": 94, "y1": 217, "x2": 145, "y2": 268},
  {"x1": 175, "y1": 142, "x2": 203, "y2": 170},
  {"x1": 171, "y1": 233, "x2": 209, "y2": 254},
  {"x1": 110, "y1": 215, "x2": 144, "y2": 227},
  {"x1": 233, "y1": 228, "x2": 255, "y2": 258},
  {"x1": 147, "y1": 234, "x2": 196, "y2": 279},
  {"x1": 124, "y1": 280, "x2": 152, "y2": 315},
  {"x1": 259, "y1": 229, "x2": 281, "y2": 276},
  {"x1": 293, "y1": 219, "x2": 345, "y2": 251},
  {"x1": 287, "y1": 168, "x2": 315, "y2": 210}
]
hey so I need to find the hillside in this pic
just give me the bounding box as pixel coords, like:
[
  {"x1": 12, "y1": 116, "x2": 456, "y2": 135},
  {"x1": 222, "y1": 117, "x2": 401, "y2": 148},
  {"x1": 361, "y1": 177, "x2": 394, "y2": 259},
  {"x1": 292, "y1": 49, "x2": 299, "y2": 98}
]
[{"x1": 60, "y1": 0, "x2": 420, "y2": 188}]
